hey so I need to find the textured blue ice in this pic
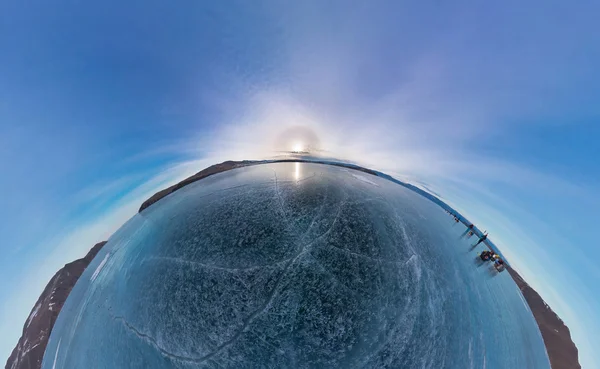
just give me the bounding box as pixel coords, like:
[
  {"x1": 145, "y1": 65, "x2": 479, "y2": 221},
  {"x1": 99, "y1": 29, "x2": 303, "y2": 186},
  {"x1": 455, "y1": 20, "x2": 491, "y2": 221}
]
[{"x1": 42, "y1": 162, "x2": 550, "y2": 369}]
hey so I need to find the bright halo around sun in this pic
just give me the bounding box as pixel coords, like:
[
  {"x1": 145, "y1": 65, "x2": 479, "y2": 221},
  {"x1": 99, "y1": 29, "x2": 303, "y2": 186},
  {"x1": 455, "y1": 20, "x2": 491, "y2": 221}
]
[{"x1": 292, "y1": 142, "x2": 303, "y2": 152}]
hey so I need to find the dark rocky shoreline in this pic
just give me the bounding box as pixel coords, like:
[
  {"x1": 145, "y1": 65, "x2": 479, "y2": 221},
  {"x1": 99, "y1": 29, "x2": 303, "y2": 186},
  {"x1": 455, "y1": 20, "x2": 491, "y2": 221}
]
[
  {"x1": 507, "y1": 266, "x2": 581, "y2": 369},
  {"x1": 7, "y1": 160, "x2": 580, "y2": 369},
  {"x1": 5, "y1": 242, "x2": 106, "y2": 369}
]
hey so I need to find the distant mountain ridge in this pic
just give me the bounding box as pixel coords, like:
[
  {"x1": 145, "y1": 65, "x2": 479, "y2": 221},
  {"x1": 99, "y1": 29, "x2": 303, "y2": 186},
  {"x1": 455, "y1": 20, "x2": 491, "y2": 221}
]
[{"x1": 7, "y1": 159, "x2": 580, "y2": 369}]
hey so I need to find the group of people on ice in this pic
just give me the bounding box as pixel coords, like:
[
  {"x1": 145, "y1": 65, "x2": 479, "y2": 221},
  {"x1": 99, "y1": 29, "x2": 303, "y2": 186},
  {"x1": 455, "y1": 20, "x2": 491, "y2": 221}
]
[
  {"x1": 446, "y1": 209, "x2": 506, "y2": 273},
  {"x1": 479, "y1": 250, "x2": 505, "y2": 272}
]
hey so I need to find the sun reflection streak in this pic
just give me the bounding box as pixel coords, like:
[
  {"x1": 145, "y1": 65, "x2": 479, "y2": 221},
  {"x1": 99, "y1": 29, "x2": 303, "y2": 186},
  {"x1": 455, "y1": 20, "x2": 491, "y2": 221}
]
[{"x1": 294, "y1": 162, "x2": 300, "y2": 180}]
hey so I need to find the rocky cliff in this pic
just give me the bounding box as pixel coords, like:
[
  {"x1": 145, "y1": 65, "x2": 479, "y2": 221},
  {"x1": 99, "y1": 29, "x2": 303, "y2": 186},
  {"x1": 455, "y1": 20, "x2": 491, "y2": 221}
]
[
  {"x1": 507, "y1": 266, "x2": 581, "y2": 369},
  {"x1": 5, "y1": 241, "x2": 106, "y2": 369}
]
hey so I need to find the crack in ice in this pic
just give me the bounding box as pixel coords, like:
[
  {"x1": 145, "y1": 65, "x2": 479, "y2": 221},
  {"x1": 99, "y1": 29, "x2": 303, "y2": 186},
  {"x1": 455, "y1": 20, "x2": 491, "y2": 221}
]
[
  {"x1": 112, "y1": 314, "x2": 210, "y2": 364},
  {"x1": 307, "y1": 254, "x2": 361, "y2": 298},
  {"x1": 113, "y1": 180, "x2": 354, "y2": 366},
  {"x1": 190, "y1": 195, "x2": 349, "y2": 363},
  {"x1": 322, "y1": 242, "x2": 404, "y2": 266},
  {"x1": 148, "y1": 256, "x2": 292, "y2": 273}
]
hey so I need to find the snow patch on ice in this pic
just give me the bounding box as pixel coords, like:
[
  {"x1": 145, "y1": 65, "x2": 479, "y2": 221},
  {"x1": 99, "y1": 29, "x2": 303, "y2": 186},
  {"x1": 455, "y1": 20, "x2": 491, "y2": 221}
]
[
  {"x1": 91, "y1": 253, "x2": 109, "y2": 282},
  {"x1": 398, "y1": 219, "x2": 415, "y2": 254},
  {"x1": 350, "y1": 173, "x2": 379, "y2": 186},
  {"x1": 517, "y1": 288, "x2": 530, "y2": 312},
  {"x1": 468, "y1": 338, "x2": 474, "y2": 369},
  {"x1": 405, "y1": 254, "x2": 422, "y2": 281},
  {"x1": 405, "y1": 254, "x2": 417, "y2": 264},
  {"x1": 52, "y1": 339, "x2": 61, "y2": 369}
]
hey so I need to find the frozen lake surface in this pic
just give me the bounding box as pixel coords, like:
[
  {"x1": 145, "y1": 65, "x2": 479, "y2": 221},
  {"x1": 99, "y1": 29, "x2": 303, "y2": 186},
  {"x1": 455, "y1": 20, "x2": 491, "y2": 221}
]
[{"x1": 43, "y1": 162, "x2": 550, "y2": 369}]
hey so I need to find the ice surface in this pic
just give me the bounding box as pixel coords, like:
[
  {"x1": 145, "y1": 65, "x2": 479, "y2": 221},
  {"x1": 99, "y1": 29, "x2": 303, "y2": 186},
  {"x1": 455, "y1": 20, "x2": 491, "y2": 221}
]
[
  {"x1": 51, "y1": 339, "x2": 60, "y2": 369},
  {"x1": 42, "y1": 162, "x2": 550, "y2": 369},
  {"x1": 350, "y1": 173, "x2": 379, "y2": 186}
]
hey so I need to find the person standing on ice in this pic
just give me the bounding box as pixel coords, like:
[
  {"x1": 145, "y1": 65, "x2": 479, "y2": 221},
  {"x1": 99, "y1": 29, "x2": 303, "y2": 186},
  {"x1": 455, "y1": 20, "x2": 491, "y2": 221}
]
[
  {"x1": 461, "y1": 224, "x2": 474, "y2": 238},
  {"x1": 473, "y1": 232, "x2": 488, "y2": 247}
]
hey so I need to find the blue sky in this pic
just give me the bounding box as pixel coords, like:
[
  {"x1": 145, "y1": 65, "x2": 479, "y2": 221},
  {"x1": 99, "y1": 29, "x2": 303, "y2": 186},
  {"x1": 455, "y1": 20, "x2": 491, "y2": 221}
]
[{"x1": 1, "y1": 0, "x2": 599, "y2": 367}]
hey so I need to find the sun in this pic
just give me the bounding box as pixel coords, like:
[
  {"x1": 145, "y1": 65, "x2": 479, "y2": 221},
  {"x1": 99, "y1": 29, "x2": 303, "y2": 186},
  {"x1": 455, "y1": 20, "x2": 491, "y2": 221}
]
[{"x1": 292, "y1": 142, "x2": 303, "y2": 152}]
